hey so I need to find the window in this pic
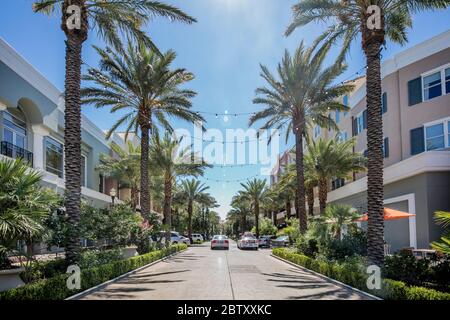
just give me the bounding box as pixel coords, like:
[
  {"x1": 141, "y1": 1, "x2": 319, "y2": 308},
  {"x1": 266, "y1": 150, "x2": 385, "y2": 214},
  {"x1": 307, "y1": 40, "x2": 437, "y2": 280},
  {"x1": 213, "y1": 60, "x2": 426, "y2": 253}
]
[
  {"x1": 343, "y1": 95, "x2": 349, "y2": 116},
  {"x1": 425, "y1": 123, "x2": 445, "y2": 151},
  {"x1": 419, "y1": 65, "x2": 450, "y2": 103},
  {"x1": 410, "y1": 127, "x2": 425, "y2": 155},
  {"x1": 81, "y1": 155, "x2": 87, "y2": 187},
  {"x1": 99, "y1": 174, "x2": 105, "y2": 193},
  {"x1": 355, "y1": 110, "x2": 367, "y2": 135},
  {"x1": 383, "y1": 137, "x2": 389, "y2": 158},
  {"x1": 45, "y1": 137, "x2": 64, "y2": 178},
  {"x1": 335, "y1": 110, "x2": 341, "y2": 124},
  {"x1": 381, "y1": 92, "x2": 387, "y2": 114},
  {"x1": 446, "y1": 68, "x2": 450, "y2": 94},
  {"x1": 331, "y1": 178, "x2": 345, "y2": 191},
  {"x1": 337, "y1": 131, "x2": 347, "y2": 142},
  {"x1": 2, "y1": 112, "x2": 27, "y2": 149},
  {"x1": 314, "y1": 125, "x2": 321, "y2": 139},
  {"x1": 423, "y1": 72, "x2": 442, "y2": 101}
]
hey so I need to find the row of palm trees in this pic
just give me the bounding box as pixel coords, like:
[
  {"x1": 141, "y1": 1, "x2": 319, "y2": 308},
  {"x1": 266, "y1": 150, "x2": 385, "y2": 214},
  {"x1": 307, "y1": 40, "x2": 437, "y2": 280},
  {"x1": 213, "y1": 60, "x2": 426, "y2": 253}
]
[
  {"x1": 228, "y1": 135, "x2": 364, "y2": 238},
  {"x1": 33, "y1": 0, "x2": 202, "y2": 263},
  {"x1": 246, "y1": 0, "x2": 449, "y2": 266}
]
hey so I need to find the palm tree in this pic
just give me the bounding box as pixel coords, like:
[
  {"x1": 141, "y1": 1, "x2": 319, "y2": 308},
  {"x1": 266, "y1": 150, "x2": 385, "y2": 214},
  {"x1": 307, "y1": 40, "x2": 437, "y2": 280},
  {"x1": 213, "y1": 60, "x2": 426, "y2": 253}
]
[
  {"x1": 305, "y1": 137, "x2": 366, "y2": 214},
  {"x1": 230, "y1": 193, "x2": 254, "y2": 234},
  {"x1": 96, "y1": 141, "x2": 141, "y2": 209},
  {"x1": 285, "y1": 0, "x2": 450, "y2": 266},
  {"x1": 317, "y1": 204, "x2": 362, "y2": 240},
  {"x1": 431, "y1": 211, "x2": 450, "y2": 255},
  {"x1": 150, "y1": 133, "x2": 210, "y2": 239},
  {"x1": 179, "y1": 179, "x2": 210, "y2": 241},
  {"x1": 0, "y1": 159, "x2": 59, "y2": 268},
  {"x1": 250, "y1": 42, "x2": 352, "y2": 234},
  {"x1": 82, "y1": 41, "x2": 204, "y2": 221},
  {"x1": 33, "y1": 0, "x2": 196, "y2": 264},
  {"x1": 240, "y1": 179, "x2": 267, "y2": 238}
]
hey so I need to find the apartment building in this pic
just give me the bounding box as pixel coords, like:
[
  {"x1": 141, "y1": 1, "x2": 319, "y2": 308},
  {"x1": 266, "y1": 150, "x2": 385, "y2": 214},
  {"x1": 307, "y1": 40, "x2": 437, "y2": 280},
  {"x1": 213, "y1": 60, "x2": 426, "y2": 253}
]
[
  {"x1": 0, "y1": 37, "x2": 133, "y2": 208},
  {"x1": 310, "y1": 30, "x2": 450, "y2": 251}
]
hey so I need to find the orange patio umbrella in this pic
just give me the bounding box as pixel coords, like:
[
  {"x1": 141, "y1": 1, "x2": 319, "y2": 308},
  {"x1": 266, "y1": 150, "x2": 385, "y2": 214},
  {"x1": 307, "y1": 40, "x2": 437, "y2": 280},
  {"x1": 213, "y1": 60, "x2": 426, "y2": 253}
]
[{"x1": 355, "y1": 207, "x2": 415, "y2": 222}]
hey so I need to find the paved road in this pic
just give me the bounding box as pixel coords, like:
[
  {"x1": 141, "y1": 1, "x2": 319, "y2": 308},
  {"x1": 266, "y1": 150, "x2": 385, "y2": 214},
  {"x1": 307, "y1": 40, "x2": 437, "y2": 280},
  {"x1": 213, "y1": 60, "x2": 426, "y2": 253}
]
[{"x1": 78, "y1": 242, "x2": 372, "y2": 300}]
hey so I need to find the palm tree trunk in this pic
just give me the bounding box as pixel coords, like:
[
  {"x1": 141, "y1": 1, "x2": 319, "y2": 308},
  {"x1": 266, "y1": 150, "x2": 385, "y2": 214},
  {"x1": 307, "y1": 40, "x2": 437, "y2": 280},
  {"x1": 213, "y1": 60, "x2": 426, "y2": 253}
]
[
  {"x1": 318, "y1": 178, "x2": 328, "y2": 214},
  {"x1": 307, "y1": 187, "x2": 314, "y2": 216},
  {"x1": 255, "y1": 201, "x2": 260, "y2": 238},
  {"x1": 131, "y1": 186, "x2": 139, "y2": 210},
  {"x1": 163, "y1": 173, "x2": 172, "y2": 245},
  {"x1": 285, "y1": 200, "x2": 291, "y2": 218},
  {"x1": 139, "y1": 120, "x2": 151, "y2": 219},
  {"x1": 364, "y1": 35, "x2": 385, "y2": 267},
  {"x1": 188, "y1": 200, "x2": 193, "y2": 242},
  {"x1": 62, "y1": 0, "x2": 88, "y2": 264},
  {"x1": 294, "y1": 124, "x2": 307, "y2": 233}
]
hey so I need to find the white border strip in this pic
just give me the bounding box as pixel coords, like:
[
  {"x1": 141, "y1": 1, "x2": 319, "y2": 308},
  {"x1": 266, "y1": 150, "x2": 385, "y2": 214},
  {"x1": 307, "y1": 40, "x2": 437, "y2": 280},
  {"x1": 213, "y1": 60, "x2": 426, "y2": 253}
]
[
  {"x1": 271, "y1": 253, "x2": 382, "y2": 300},
  {"x1": 65, "y1": 248, "x2": 188, "y2": 300}
]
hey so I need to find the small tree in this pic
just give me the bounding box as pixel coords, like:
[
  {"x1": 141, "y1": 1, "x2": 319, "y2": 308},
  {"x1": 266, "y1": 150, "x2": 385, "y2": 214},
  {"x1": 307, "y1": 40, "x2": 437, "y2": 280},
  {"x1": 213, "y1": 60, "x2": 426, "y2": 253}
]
[{"x1": 252, "y1": 218, "x2": 277, "y2": 236}]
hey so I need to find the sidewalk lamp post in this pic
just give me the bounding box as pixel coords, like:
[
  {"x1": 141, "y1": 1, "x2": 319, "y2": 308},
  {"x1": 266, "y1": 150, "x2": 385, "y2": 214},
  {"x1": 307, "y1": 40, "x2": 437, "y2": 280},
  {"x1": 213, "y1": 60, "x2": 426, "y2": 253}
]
[{"x1": 110, "y1": 188, "x2": 117, "y2": 207}]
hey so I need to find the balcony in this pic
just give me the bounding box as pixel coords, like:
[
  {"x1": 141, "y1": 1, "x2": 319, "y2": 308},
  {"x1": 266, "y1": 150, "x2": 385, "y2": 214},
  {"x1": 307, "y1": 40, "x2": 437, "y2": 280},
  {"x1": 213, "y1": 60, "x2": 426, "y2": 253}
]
[{"x1": 0, "y1": 141, "x2": 33, "y2": 166}]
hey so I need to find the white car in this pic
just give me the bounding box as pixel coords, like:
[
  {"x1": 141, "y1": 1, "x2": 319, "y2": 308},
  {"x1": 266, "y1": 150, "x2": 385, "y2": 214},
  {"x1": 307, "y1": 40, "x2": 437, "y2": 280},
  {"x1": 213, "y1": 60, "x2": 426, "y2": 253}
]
[
  {"x1": 210, "y1": 235, "x2": 229, "y2": 250},
  {"x1": 237, "y1": 235, "x2": 258, "y2": 250},
  {"x1": 156, "y1": 231, "x2": 190, "y2": 245},
  {"x1": 191, "y1": 233, "x2": 204, "y2": 242}
]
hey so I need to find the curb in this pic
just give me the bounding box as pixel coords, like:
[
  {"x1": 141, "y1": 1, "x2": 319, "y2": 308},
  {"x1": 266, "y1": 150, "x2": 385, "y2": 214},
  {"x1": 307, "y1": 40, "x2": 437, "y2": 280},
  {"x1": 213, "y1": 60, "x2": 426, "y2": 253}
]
[
  {"x1": 66, "y1": 248, "x2": 188, "y2": 300},
  {"x1": 270, "y1": 253, "x2": 382, "y2": 300}
]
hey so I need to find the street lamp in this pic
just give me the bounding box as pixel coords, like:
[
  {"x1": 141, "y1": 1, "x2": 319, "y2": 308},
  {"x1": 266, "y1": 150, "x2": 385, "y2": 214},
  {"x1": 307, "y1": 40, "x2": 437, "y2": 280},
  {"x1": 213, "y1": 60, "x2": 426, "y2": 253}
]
[{"x1": 109, "y1": 188, "x2": 117, "y2": 207}]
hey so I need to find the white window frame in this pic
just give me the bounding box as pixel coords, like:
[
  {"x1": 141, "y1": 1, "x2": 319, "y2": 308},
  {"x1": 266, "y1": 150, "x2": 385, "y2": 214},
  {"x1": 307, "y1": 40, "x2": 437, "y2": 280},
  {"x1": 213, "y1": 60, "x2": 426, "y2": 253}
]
[
  {"x1": 44, "y1": 136, "x2": 64, "y2": 179},
  {"x1": 421, "y1": 63, "x2": 450, "y2": 101},
  {"x1": 423, "y1": 116, "x2": 450, "y2": 151},
  {"x1": 356, "y1": 111, "x2": 365, "y2": 135}
]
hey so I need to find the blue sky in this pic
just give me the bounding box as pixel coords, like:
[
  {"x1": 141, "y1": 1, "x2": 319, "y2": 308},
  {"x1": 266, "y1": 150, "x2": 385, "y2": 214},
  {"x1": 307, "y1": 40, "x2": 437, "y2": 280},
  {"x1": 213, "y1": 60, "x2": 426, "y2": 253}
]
[{"x1": 1, "y1": 1, "x2": 450, "y2": 219}]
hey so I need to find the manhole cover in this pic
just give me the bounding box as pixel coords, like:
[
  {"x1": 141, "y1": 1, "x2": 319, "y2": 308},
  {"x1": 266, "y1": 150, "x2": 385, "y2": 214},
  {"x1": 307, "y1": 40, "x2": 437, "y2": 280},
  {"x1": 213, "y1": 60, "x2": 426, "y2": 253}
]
[{"x1": 230, "y1": 265, "x2": 260, "y2": 273}]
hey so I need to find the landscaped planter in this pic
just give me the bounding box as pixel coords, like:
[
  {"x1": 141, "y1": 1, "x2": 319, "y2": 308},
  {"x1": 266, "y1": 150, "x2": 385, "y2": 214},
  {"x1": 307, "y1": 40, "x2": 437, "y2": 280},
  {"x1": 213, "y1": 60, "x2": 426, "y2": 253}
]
[
  {"x1": 0, "y1": 268, "x2": 25, "y2": 292},
  {"x1": 121, "y1": 246, "x2": 138, "y2": 259}
]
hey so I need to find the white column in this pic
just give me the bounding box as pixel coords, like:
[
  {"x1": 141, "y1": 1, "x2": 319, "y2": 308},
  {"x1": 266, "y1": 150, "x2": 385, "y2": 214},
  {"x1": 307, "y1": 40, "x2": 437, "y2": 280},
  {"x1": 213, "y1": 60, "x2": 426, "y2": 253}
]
[{"x1": 31, "y1": 124, "x2": 50, "y2": 170}]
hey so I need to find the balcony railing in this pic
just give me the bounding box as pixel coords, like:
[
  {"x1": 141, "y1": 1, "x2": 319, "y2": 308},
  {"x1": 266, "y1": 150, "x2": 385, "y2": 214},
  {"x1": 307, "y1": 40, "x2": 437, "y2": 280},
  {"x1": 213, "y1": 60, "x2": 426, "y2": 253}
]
[{"x1": 0, "y1": 141, "x2": 33, "y2": 166}]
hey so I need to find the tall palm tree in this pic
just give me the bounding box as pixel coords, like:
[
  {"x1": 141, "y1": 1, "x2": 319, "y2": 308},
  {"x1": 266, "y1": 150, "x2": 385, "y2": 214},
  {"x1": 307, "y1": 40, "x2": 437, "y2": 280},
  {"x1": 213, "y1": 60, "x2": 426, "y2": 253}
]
[
  {"x1": 33, "y1": 0, "x2": 196, "y2": 264},
  {"x1": 285, "y1": 0, "x2": 450, "y2": 266},
  {"x1": 240, "y1": 179, "x2": 267, "y2": 238},
  {"x1": 82, "y1": 42, "x2": 204, "y2": 221},
  {"x1": 250, "y1": 42, "x2": 352, "y2": 234},
  {"x1": 305, "y1": 137, "x2": 366, "y2": 214},
  {"x1": 230, "y1": 193, "x2": 254, "y2": 234},
  {"x1": 96, "y1": 141, "x2": 141, "y2": 209},
  {"x1": 179, "y1": 179, "x2": 210, "y2": 241},
  {"x1": 150, "y1": 132, "x2": 210, "y2": 238}
]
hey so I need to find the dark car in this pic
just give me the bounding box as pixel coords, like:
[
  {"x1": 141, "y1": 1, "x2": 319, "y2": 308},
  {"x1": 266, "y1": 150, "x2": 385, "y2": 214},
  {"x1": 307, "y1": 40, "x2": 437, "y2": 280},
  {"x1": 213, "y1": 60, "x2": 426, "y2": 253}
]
[{"x1": 258, "y1": 235, "x2": 277, "y2": 248}]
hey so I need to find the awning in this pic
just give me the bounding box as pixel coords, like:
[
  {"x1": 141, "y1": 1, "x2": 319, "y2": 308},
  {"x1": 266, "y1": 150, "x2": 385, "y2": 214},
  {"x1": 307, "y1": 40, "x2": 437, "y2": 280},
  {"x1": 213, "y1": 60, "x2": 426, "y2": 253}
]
[{"x1": 355, "y1": 207, "x2": 415, "y2": 222}]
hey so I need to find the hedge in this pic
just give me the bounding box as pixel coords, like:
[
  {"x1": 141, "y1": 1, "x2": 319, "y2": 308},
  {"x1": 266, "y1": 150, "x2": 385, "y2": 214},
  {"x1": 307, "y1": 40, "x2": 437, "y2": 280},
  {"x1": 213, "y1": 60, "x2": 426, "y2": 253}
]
[
  {"x1": 0, "y1": 244, "x2": 187, "y2": 300},
  {"x1": 272, "y1": 248, "x2": 450, "y2": 300}
]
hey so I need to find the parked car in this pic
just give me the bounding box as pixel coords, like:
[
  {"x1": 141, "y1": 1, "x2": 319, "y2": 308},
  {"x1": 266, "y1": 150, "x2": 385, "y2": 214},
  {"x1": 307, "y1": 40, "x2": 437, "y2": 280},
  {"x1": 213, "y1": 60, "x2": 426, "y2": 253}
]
[
  {"x1": 271, "y1": 235, "x2": 289, "y2": 247},
  {"x1": 191, "y1": 233, "x2": 204, "y2": 243},
  {"x1": 237, "y1": 235, "x2": 258, "y2": 250},
  {"x1": 258, "y1": 235, "x2": 277, "y2": 248},
  {"x1": 211, "y1": 235, "x2": 229, "y2": 250},
  {"x1": 155, "y1": 231, "x2": 188, "y2": 245}
]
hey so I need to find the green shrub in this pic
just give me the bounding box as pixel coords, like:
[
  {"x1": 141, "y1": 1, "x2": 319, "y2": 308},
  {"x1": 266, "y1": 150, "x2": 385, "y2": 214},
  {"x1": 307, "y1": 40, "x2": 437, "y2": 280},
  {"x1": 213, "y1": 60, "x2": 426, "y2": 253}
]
[
  {"x1": 272, "y1": 248, "x2": 450, "y2": 300},
  {"x1": 296, "y1": 236, "x2": 319, "y2": 258},
  {"x1": 0, "y1": 244, "x2": 187, "y2": 300},
  {"x1": 78, "y1": 248, "x2": 123, "y2": 269},
  {"x1": 319, "y1": 230, "x2": 367, "y2": 261},
  {"x1": 21, "y1": 258, "x2": 67, "y2": 283}
]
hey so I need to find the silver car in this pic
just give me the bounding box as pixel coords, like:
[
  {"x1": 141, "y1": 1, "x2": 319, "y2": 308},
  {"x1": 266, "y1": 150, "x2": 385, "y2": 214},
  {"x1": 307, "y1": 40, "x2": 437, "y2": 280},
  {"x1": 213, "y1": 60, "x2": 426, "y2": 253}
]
[
  {"x1": 211, "y1": 235, "x2": 229, "y2": 250},
  {"x1": 237, "y1": 236, "x2": 258, "y2": 250}
]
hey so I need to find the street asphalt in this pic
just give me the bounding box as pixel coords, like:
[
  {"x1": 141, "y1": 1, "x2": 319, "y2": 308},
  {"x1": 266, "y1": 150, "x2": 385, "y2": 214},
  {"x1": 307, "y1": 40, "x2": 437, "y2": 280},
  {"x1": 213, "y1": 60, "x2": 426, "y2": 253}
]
[{"x1": 77, "y1": 242, "x2": 373, "y2": 300}]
